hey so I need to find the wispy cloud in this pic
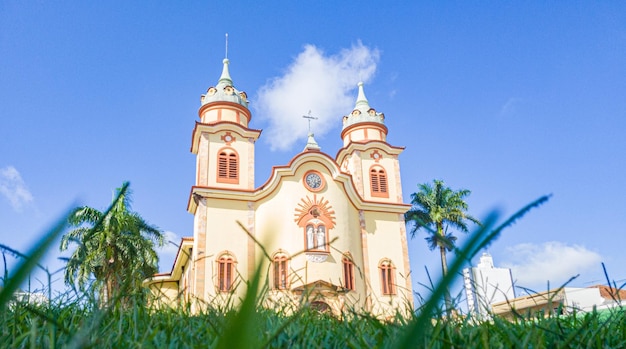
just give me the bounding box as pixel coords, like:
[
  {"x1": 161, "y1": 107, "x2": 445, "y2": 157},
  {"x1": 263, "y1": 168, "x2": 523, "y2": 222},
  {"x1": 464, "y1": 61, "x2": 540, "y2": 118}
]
[
  {"x1": 499, "y1": 97, "x2": 523, "y2": 117},
  {"x1": 156, "y1": 230, "x2": 182, "y2": 270},
  {"x1": 502, "y1": 241, "x2": 602, "y2": 290},
  {"x1": 0, "y1": 166, "x2": 33, "y2": 211},
  {"x1": 158, "y1": 230, "x2": 182, "y2": 255},
  {"x1": 255, "y1": 42, "x2": 380, "y2": 151}
]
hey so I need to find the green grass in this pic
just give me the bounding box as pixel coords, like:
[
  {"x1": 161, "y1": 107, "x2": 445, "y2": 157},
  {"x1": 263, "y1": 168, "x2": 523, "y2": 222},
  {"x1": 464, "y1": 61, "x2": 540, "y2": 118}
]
[
  {"x1": 2, "y1": 297, "x2": 625, "y2": 348},
  {"x1": 2, "y1": 194, "x2": 626, "y2": 348}
]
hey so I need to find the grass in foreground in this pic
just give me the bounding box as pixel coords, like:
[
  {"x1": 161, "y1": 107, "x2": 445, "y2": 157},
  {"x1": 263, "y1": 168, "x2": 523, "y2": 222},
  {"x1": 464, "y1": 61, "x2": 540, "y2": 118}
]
[
  {"x1": 2, "y1": 297, "x2": 626, "y2": 348},
  {"x1": 3, "y1": 194, "x2": 626, "y2": 348}
]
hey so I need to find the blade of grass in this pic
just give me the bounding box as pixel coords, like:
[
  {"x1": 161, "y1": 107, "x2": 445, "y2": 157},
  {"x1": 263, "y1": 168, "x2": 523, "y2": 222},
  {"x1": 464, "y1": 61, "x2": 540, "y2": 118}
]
[
  {"x1": 393, "y1": 195, "x2": 550, "y2": 347},
  {"x1": 0, "y1": 209, "x2": 72, "y2": 311}
]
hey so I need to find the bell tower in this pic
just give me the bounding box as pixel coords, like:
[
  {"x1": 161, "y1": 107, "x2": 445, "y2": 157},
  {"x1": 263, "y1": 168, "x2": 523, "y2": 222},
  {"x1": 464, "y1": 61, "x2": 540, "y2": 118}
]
[
  {"x1": 336, "y1": 82, "x2": 404, "y2": 204},
  {"x1": 187, "y1": 57, "x2": 261, "y2": 304},
  {"x1": 190, "y1": 58, "x2": 261, "y2": 191}
]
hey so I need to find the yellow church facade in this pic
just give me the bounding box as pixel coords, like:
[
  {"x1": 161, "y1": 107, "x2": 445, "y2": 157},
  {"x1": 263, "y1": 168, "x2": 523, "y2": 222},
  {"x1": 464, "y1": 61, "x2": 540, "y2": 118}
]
[{"x1": 145, "y1": 57, "x2": 414, "y2": 317}]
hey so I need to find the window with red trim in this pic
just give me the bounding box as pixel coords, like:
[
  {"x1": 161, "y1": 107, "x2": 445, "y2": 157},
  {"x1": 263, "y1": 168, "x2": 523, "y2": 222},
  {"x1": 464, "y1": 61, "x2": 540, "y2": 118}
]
[
  {"x1": 217, "y1": 148, "x2": 239, "y2": 184},
  {"x1": 343, "y1": 255, "x2": 355, "y2": 291},
  {"x1": 273, "y1": 254, "x2": 289, "y2": 290},
  {"x1": 370, "y1": 167, "x2": 389, "y2": 198},
  {"x1": 379, "y1": 259, "x2": 396, "y2": 295},
  {"x1": 218, "y1": 254, "x2": 236, "y2": 292}
]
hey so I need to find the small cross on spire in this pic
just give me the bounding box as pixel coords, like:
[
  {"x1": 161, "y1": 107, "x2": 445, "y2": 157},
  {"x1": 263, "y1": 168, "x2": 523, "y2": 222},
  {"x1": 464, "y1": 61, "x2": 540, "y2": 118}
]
[{"x1": 302, "y1": 110, "x2": 318, "y2": 134}]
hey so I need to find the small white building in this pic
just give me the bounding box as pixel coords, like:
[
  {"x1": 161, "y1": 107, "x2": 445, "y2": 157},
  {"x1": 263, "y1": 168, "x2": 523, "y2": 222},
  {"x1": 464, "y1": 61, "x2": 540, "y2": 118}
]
[
  {"x1": 464, "y1": 253, "x2": 515, "y2": 317},
  {"x1": 11, "y1": 290, "x2": 48, "y2": 306},
  {"x1": 491, "y1": 285, "x2": 625, "y2": 319}
]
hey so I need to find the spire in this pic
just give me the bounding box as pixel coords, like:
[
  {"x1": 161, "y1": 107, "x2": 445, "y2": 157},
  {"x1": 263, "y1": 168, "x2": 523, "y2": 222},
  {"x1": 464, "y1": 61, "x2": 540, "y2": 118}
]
[
  {"x1": 218, "y1": 58, "x2": 233, "y2": 86},
  {"x1": 304, "y1": 132, "x2": 321, "y2": 151},
  {"x1": 302, "y1": 111, "x2": 320, "y2": 151},
  {"x1": 219, "y1": 33, "x2": 232, "y2": 85},
  {"x1": 341, "y1": 82, "x2": 385, "y2": 131},
  {"x1": 200, "y1": 57, "x2": 248, "y2": 108},
  {"x1": 355, "y1": 82, "x2": 370, "y2": 109}
]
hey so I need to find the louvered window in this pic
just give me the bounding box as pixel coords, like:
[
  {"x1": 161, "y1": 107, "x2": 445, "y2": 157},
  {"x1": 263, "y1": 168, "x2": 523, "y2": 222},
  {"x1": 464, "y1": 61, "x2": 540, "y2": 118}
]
[
  {"x1": 370, "y1": 167, "x2": 389, "y2": 198},
  {"x1": 217, "y1": 149, "x2": 239, "y2": 184}
]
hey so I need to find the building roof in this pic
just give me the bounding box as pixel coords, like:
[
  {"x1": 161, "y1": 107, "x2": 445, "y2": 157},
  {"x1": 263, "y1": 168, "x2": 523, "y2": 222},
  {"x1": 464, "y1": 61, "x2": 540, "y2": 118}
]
[
  {"x1": 200, "y1": 58, "x2": 249, "y2": 108},
  {"x1": 341, "y1": 82, "x2": 385, "y2": 130},
  {"x1": 590, "y1": 285, "x2": 626, "y2": 301}
]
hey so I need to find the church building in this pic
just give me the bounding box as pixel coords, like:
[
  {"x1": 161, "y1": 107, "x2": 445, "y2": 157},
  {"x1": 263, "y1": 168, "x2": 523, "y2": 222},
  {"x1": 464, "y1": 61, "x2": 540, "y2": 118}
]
[{"x1": 145, "y1": 56, "x2": 414, "y2": 317}]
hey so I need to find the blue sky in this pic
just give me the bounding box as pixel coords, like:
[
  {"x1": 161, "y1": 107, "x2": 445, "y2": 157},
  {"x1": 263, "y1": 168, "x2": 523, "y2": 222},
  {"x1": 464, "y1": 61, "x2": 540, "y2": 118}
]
[{"x1": 1, "y1": 2, "x2": 625, "y2": 301}]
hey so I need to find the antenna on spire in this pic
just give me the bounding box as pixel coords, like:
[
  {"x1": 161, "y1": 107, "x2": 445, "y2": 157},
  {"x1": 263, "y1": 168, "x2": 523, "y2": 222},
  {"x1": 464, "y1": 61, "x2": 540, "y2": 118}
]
[
  {"x1": 225, "y1": 33, "x2": 229, "y2": 59},
  {"x1": 302, "y1": 110, "x2": 318, "y2": 134}
]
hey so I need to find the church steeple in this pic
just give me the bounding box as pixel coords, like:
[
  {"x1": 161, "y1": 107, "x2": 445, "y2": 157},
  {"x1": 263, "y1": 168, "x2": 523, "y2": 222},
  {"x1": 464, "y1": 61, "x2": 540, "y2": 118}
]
[
  {"x1": 191, "y1": 53, "x2": 260, "y2": 191},
  {"x1": 340, "y1": 82, "x2": 388, "y2": 147},
  {"x1": 218, "y1": 58, "x2": 234, "y2": 86},
  {"x1": 336, "y1": 81, "x2": 404, "y2": 204},
  {"x1": 197, "y1": 57, "x2": 252, "y2": 128},
  {"x1": 355, "y1": 82, "x2": 371, "y2": 109},
  {"x1": 200, "y1": 57, "x2": 249, "y2": 111}
]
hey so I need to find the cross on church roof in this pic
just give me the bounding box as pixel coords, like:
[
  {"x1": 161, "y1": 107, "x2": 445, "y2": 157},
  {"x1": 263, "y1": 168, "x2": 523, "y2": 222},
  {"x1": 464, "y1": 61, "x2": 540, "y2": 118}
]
[{"x1": 302, "y1": 110, "x2": 318, "y2": 134}]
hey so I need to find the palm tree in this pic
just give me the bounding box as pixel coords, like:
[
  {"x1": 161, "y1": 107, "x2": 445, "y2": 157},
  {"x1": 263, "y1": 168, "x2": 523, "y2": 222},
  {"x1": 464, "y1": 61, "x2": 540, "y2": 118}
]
[
  {"x1": 404, "y1": 179, "x2": 480, "y2": 311},
  {"x1": 60, "y1": 182, "x2": 164, "y2": 305}
]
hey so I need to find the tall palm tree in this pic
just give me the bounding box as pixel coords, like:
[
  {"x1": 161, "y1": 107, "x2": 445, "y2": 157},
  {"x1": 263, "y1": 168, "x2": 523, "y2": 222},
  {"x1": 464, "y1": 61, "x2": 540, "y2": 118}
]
[
  {"x1": 60, "y1": 182, "x2": 164, "y2": 304},
  {"x1": 404, "y1": 179, "x2": 480, "y2": 311}
]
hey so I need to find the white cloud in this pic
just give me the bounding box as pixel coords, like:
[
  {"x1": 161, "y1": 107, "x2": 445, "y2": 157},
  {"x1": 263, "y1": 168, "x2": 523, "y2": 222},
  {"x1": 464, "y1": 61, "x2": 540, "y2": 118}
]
[
  {"x1": 502, "y1": 241, "x2": 602, "y2": 290},
  {"x1": 0, "y1": 166, "x2": 33, "y2": 211},
  {"x1": 158, "y1": 230, "x2": 182, "y2": 255},
  {"x1": 156, "y1": 230, "x2": 183, "y2": 271},
  {"x1": 255, "y1": 42, "x2": 380, "y2": 151}
]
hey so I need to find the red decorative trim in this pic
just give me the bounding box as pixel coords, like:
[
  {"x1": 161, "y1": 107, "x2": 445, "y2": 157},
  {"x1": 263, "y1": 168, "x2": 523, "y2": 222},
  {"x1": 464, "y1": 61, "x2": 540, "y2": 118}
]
[
  {"x1": 198, "y1": 101, "x2": 252, "y2": 124},
  {"x1": 217, "y1": 253, "x2": 237, "y2": 292},
  {"x1": 294, "y1": 194, "x2": 336, "y2": 229},
  {"x1": 379, "y1": 259, "x2": 396, "y2": 295},
  {"x1": 220, "y1": 131, "x2": 236, "y2": 145},
  {"x1": 370, "y1": 165, "x2": 389, "y2": 198},
  {"x1": 272, "y1": 253, "x2": 290, "y2": 290},
  {"x1": 340, "y1": 122, "x2": 388, "y2": 141},
  {"x1": 370, "y1": 150, "x2": 382, "y2": 163},
  {"x1": 216, "y1": 147, "x2": 239, "y2": 184},
  {"x1": 342, "y1": 253, "x2": 356, "y2": 291}
]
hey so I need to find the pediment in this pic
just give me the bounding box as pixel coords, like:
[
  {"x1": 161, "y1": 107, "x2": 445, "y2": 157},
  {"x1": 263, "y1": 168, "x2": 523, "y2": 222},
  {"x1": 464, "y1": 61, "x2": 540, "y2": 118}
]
[{"x1": 291, "y1": 280, "x2": 349, "y2": 296}]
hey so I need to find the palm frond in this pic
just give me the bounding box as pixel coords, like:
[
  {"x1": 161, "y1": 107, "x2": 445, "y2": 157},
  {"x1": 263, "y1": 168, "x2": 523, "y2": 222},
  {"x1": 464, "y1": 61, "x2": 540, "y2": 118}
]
[{"x1": 59, "y1": 182, "x2": 164, "y2": 305}]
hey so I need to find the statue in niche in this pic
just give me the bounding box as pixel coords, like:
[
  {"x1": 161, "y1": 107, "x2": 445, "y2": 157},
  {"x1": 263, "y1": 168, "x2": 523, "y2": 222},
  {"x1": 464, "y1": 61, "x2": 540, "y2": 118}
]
[
  {"x1": 316, "y1": 226, "x2": 326, "y2": 250},
  {"x1": 306, "y1": 225, "x2": 315, "y2": 250}
]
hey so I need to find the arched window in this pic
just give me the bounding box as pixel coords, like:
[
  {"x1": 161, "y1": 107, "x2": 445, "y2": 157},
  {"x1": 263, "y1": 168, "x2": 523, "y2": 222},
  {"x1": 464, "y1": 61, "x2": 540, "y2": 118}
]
[
  {"x1": 305, "y1": 221, "x2": 328, "y2": 252},
  {"x1": 273, "y1": 253, "x2": 289, "y2": 290},
  {"x1": 379, "y1": 259, "x2": 396, "y2": 295},
  {"x1": 370, "y1": 166, "x2": 389, "y2": 198},
  {"x1": 217, "y1": 148, "x2": 239, "y2": 184},
  {"x1": 342, "y1": 254, "x2": 355, "y2": 291},
  {"x1": 217, "y1": 254, "x2": 236, "y2": 292}
]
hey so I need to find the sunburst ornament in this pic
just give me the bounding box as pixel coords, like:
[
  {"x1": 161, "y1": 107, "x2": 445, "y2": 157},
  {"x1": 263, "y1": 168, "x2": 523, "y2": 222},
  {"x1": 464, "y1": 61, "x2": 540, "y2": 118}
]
[{"x1": 294, "y1": 194, "x2": 336, "y2": 229}]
